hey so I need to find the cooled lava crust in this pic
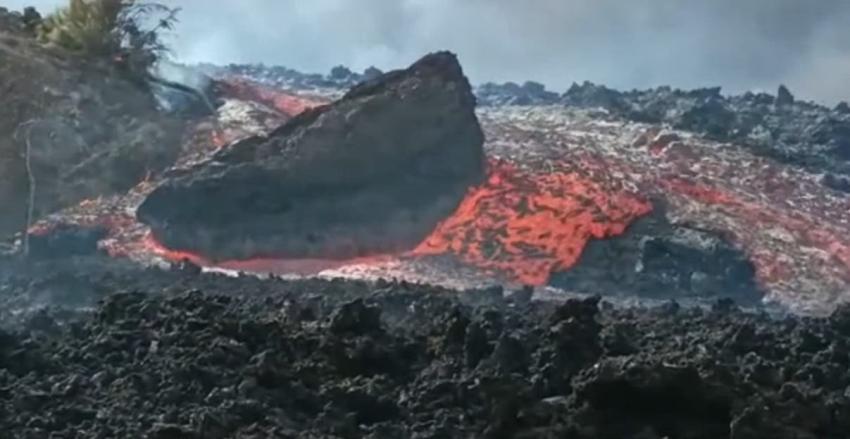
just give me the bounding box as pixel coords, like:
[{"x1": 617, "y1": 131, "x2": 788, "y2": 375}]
[
  {"x1": 0, "y1": 258, "x2": 849, "y2": 438},
  {"x1": 137, "y1": 52, "x2": 485, "y2": 262}
]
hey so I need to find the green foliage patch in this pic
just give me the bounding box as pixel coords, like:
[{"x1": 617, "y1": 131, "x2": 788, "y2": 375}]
[{"x1": 36, "y1": 0, "x2": 179, "y2": 74}]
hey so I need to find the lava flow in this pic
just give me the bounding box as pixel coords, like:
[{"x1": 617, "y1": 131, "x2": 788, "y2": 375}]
[
  {"x1": 218, "y1": 78, "x2": 326, "y2": 116},
  {"x1": 413, "y1": 160, "x2": 653, "y2": 285},
  {"x1": 139, "y1": 157, "x2": 652, "y2": 286},
  {"x1": 144, "y1": 234, "x2": 394, "y2": 275},
  {"x1": 24, "y1": 76, "x2": 655, "y2": 288}
]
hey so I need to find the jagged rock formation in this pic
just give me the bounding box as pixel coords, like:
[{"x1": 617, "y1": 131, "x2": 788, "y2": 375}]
[
  {"x1": 552, "y1": 208, "x2": 763, "y2": 305},
  {"x1": 476, "y1": 80, "x2": 560, "y2": 106},
  {"x1": 563, "y1": 82, "x2": 850, "y2": 177},
  {"x1": 138, "y1": 51, "x2": 485, "y2": 261},
  {"x1": 0, "y1": 8, "x2": 186, "y2": 239},
  {"x1": 199, "y1": 62, "x2": 385, "y2": 94}
]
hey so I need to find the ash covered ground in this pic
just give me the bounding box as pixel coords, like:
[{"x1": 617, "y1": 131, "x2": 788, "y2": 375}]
[{"x1": 3, "y1": 5, "x2": 850, "y2": 438}]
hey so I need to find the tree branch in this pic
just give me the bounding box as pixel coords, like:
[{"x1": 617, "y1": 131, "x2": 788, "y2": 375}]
[{"x1": 14, "y1": 119, "x2": 39, "y2": 257}]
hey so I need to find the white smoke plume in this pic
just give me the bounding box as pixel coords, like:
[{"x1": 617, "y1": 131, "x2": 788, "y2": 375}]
[{"x1": 5, "y1": 0, "x2": 850, "y2": 104}]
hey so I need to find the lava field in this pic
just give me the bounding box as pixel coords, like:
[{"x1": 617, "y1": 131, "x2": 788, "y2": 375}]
[
  {"x1": 4, "y1": 5, "x2": 850, "y2": 437},
  {"x1": 2, "y1": 258, "x2": 850, "y2": 438}
]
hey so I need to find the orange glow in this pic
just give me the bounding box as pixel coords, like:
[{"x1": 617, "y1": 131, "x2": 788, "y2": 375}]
[
  {"x1": 663, "y1": 178, "x2": 850, "y2": 284},
  {"x1": 412, "y1": 160, "x2": 653, "y2": 285},
  {"x1": 219, "y1": 78, "x2": 326, "y2": 116},
  {"x1": 143, "y1": 234, "x2": 393, "y2": 275}
]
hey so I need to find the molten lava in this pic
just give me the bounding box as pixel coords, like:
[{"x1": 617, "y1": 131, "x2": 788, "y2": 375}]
[
  {"x1": 218, "y1": 78, "x2": 326, "y2": 116},
  {"x1": 144, "y1": 234, "x2": 394, "y2": 275},
  {"x1": 413, "y1": 160, "x2": 653, "y2": 285}
]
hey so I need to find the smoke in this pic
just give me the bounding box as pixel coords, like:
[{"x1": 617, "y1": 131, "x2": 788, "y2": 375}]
[{"x1": 6, "y1": 0, "x2": 850, "y2": 104}]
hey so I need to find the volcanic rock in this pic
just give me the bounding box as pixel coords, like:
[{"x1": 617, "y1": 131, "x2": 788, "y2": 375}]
[
  {"x1": 138, "y1": 51, "x2": 485, "y2": 261},
  {"x1": 477, "y1": 80, "x2": 560, "y2": 106},
  {"x1": 329, "y1": 65, "x2": 354, "y2": 81},
  {"x1": 329, "y1": 299, "x2": 383, "y2": 335},
  {"x1": 551, "y1": 209, "x2": 763, "y2": 305},
  {"x1": 0, "y1": 252, "x2": 849, "y2": 437},
  {"x1": 363, "y1": 66, "x2": 383, "y2": 81},
  {"x1": 27, "y1": 223, "x2": 107, "y2": 259},
  {"x1": 208, "y1": 62, "x2": 371, "y2": 92},
  {"x1": 561, "y1": 82, "x2": 850, "y2": 176},
  {"x1": 776, "y1": 84, "x2": 795, "y2": 106},
  {"x1": 562, "y1": 81, "x2": 625, "y2": 109},
  {"x1": 822, "y1": 173, "x2": 850, "y2": 194}
]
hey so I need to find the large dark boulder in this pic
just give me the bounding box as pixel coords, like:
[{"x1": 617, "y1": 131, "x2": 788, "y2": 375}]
[
  {"x1": 551, "y1": 207, "x2": 763, "y2": 305},
  {"x1": 138, "y1": 51, "x2": 485, "y2": 261}
]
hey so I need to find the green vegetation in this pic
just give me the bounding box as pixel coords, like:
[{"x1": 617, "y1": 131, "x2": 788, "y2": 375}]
[{"x1": 35, "y1": 0, "x2": 179, "y2": 74}]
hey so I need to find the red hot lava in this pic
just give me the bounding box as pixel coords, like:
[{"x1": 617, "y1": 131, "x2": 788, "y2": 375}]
[
  {"x1": 144, "y1": 234, "x2": 393, "y2": 275},
  {"x1": 413, "y1": 160, "x2": 653, "y2": 285},
  {"x1": 217, "y1": 78, "x2": 326, "y2": 116}
]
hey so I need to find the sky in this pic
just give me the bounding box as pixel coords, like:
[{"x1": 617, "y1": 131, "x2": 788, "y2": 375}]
[{"x1": 6, "y1": 0, "x2": 850, "y2": 105}]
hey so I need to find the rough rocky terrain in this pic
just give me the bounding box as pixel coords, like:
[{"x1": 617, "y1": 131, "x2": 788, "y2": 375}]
[
  {"x1": 138, "y1": 52, "x2": 485, "y2": 262},
  {"x1": 560, "y1": 82, "x2": 850, "y2": 178},
  {"x1": 1, "y1": 257, "x2": 850, "y2": 438},
  {"x1": 0, "y1": 8, "x2": 189, "y2": 239},
  {"x1": 197, "y1": 62, "x2": 383, "y2": 98},
  {"x1": 2, "y1": 9, "x2": 850, "y2": 436}
]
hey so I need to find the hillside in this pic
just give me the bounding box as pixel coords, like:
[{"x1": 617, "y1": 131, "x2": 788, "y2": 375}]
[{"x1": 0, "y1": 7, "x2": 187, "y2": 239}]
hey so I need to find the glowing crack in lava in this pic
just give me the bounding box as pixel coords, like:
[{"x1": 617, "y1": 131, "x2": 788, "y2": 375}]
[{"x1": 413, "y1": 160, "x2": 653, "y2": 285}]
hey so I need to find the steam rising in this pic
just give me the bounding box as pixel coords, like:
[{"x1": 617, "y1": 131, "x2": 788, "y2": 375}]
[{"x1": 7, "y1": 0, "x2": 850, "y2": 104}]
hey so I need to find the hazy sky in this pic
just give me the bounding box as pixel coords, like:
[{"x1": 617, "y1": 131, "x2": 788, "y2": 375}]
[{"x1": 6, "y1": 0, "x2": 850, "y2": 105}]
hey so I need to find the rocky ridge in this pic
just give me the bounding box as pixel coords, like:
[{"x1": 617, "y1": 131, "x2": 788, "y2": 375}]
[{"x1": 561, "y1": 82, "x2": 850, "y2": 178}]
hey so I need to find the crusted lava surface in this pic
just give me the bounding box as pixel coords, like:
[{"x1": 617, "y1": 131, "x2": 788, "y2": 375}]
[
  {"x1": 137, "y1": 52, "x2": 485, "y2": 262},
  {"x1": 1, "y1": 257, "x2": 850, "y2": 438}
]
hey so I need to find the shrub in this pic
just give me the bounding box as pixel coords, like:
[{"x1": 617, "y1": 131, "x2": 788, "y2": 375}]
[{"x1": 36, "y1": 0, "x2": 179, "y2": 74}]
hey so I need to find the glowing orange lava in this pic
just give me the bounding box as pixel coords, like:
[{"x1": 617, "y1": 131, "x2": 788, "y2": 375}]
[
  {"x1": 663, "y1": 177, "x2": 850, "y2": 285},
  {"x1": 219, "y1": 79, "x2": 326, "y2": 116},
  {"x1": 413, "y1": 160, "x2": 653, "y2": 285},
  {"x1": 144, "y1": 234, "x2": 393, "y2": 275}
]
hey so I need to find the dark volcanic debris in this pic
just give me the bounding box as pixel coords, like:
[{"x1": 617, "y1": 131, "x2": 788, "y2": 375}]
[
  {"x1": 560, "y1": 82, "x2": 850, "y2": 177},
  {"x1": 0, "y1": 264, "x2": 849, "y2": 438}
]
